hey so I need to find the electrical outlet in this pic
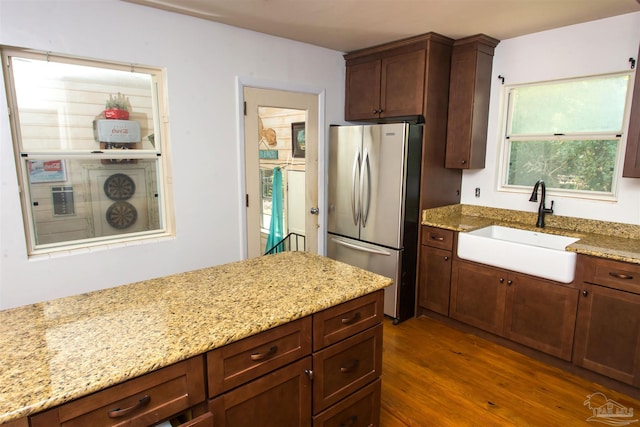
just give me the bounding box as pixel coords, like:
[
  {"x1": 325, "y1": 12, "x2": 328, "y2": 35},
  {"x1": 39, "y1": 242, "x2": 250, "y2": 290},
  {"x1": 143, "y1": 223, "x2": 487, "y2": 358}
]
[{"x1": 475, "y1": 187, "x2": 481, "y2": 197}]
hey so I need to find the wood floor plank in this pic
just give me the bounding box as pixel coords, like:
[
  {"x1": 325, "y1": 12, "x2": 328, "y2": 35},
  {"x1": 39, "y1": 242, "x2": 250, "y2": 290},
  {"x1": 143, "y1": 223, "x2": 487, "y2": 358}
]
[{"x1": 381, "y1": 315, "x2": 640, "y2": 426}]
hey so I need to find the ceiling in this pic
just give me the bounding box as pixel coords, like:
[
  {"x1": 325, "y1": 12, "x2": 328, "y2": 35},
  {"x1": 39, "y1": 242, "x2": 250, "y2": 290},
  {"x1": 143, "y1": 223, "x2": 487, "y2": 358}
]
[{"x1": 123, "y1": 0, "x2": 640, "y2": 53}]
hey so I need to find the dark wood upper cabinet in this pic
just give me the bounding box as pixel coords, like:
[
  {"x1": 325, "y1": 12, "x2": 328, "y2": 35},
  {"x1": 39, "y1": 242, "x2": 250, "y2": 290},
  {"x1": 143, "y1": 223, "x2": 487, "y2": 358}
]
[
  {"x1": 445, "y1": 34, "x2": 499, "y2": 169},
  {"x1": 623, "y1": 42, "x2": 640, "y2": 177},
  {"x1": 345, "y1": 49, "x2": 426, "y2": 120},
  {"x1": 344, "y1": 33, "x2": 452, "y2": 121}
]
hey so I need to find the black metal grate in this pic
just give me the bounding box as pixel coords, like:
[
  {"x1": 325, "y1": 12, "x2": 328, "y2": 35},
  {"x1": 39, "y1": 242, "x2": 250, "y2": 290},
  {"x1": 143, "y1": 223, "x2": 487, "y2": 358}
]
[{"x1": 264, "y1": 233, "x2": 306, "y2": 255}]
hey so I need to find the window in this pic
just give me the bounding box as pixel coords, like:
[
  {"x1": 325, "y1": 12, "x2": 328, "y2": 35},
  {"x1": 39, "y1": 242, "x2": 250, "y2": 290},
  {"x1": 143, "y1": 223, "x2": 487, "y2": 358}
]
[
  {"x1": 260, "y1": 168, "x2": 274, "y2": 230},
  {"x1": 500, "y1": 73, "x2": 632, "y2": 198},
  {"x1": 1, "y1": 47, "x2": 173, "y2": 255}
]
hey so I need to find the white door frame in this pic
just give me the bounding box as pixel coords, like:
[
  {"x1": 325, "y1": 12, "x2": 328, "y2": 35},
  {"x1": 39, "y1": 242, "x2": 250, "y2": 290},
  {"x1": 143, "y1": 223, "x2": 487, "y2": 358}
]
[{"x1": 235, "y1": 76, "x2": 327, "y2": 259}]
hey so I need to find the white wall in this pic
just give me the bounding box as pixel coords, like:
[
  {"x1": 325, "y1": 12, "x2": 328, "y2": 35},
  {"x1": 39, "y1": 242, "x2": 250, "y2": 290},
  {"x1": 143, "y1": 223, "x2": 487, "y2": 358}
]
[
  {"x1": 461, "y1": 12, "x2": 640, "y2": 225},
  {"x1": 0, "y1": 0, "x2": 345, "y2": 308}
]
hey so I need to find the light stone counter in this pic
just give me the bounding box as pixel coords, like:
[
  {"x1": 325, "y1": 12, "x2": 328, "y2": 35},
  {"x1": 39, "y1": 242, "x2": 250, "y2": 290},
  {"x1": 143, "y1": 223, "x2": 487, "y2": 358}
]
[
  {"x1": 422, "y1": 204, "x2": 640, "y2": 265},
  {"x1": 0, "y1": 252, "x2": 392, "y2": 424}
]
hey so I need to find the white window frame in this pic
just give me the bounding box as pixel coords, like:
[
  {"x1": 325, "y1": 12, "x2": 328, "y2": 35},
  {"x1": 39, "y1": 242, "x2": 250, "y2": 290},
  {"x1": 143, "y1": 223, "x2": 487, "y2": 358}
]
[
  {"x1": 2, "y1": 46, "x2": 175, "y2": 256},
  {"x1": 497, "y1": 72, "x2": 635, "y2": 201}
]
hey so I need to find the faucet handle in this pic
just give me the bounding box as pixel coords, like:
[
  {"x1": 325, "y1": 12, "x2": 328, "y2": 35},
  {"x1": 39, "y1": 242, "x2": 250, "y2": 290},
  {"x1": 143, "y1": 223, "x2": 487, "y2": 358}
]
[{"x1": 546, "y1": 200, "x2": 554, "y2": 213}]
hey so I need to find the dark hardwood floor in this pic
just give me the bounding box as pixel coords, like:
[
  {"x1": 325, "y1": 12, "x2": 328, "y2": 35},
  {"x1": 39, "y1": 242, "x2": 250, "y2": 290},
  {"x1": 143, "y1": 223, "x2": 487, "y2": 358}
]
[{"x1": 380, "y1": 315, "x2": 640, "y2": 426}]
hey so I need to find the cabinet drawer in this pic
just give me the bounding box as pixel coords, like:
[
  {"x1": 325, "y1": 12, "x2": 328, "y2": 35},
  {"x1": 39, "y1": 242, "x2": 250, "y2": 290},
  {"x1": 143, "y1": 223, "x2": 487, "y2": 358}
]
[
  {"x1": 180, "y1": 412, "x2": 214, "y2": 427},
  {"x1": 207, "y1": 316, "x2": 312, "y2": 396},
  {"x1": 421, "y1": 226, "x2": 454, "y2": 250},
  {"x1": 580, "y1": 255, "x2": 640, "y2": 294},
  {"x1": 30, "y1": 356, "x2": 205, "y2": 427},
  {"x1": 209, "y1": 357, "x2": 312, "y2": 427},
  {"x1": 313, "y1": 290, "x2": 383, "y2": 351},
  {"x1": 312, "y1": 324, "x2": 383, "y2": 414},
  {"x1": 312, "y1": 378, "x2": 381, "y2": 427}
]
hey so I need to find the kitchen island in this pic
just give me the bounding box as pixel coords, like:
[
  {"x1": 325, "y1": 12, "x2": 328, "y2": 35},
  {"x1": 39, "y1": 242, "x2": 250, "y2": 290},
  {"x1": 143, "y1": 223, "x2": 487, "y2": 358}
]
[{"x1": 0, "y1": 252, "x2": 391, "y2": 425}]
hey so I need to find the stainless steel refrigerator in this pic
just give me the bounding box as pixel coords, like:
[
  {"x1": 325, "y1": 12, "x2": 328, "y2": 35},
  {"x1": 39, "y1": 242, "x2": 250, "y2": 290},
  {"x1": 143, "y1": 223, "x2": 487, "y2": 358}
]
[{"x1": 327, "y1": 122, "x2": 422, "y2": 323}]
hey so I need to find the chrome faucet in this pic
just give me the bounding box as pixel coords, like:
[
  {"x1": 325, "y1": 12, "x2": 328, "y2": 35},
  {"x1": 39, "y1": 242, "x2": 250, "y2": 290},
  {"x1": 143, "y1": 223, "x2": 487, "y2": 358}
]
[{"x1": 529, "y1": 180, "x2": 554, "y2": 228}]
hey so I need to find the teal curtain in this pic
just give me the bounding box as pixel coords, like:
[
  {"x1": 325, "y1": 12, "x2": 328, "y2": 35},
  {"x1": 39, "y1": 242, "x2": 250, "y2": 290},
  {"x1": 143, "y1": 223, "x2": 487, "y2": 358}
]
[{"x1": 265, "y1": 167, "x2": 284, "y2": 253}]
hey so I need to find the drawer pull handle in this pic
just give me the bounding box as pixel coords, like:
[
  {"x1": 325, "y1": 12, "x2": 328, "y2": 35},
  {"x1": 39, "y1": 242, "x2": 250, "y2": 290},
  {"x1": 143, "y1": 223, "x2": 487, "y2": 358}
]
[
  {"x1": 431, "y1": 236, "x2": 445, "y2": 241},
  {"x1": 250, "y1": 345, "x2": 278, "y2": 361},
  {"x1": 340, "y1": 415, "x2": 358, "y2": 427},
  {"x1": 341, "y1": 312, "x2": 361, "y2": 325},
  {"x1": 340, "y1": 359, "x2": 359, "y2": 373},
  {"x1": 609, "y1": 272, "x2": 633, "y2": 280},
  {"x1": 108, "y1": 395, "x2": 151, "y2": 418}
]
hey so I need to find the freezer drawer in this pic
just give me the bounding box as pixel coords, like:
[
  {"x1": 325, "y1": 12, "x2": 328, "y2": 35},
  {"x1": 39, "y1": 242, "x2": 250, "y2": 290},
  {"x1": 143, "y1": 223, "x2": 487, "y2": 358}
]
[{"x1": 327, "y1": 234, "x2": 401, "y2": 319}]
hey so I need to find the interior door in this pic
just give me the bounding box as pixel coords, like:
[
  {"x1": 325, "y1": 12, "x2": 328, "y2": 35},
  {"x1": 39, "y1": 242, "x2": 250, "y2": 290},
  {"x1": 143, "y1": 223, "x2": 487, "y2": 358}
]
[{"x1": 243, "y1": 87, "x2": 319, "y2": 258}]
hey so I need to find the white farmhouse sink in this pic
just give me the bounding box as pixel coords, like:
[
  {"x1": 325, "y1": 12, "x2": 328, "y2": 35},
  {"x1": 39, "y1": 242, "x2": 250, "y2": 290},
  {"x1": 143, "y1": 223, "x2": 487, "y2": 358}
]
[{"x1": 456, "y1": 225, "x2": 580, "y2": 283}]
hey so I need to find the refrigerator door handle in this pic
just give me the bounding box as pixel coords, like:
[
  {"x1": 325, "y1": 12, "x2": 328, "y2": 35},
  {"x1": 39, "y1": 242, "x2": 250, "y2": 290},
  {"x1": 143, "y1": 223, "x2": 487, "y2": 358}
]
[
  {"x1": 331, "y1": 236, "x2": 391, "y2": 256},
  {"x1": 351, "y1": 151, "x2": 361, "y2": 226},
  {"x1": 360, "y1": 149, "x2": 371, "y2": 228}
]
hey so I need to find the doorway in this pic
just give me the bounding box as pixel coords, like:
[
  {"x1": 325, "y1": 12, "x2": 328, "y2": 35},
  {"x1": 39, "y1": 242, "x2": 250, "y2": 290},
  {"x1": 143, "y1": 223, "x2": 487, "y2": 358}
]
[{"x1": 243, "y1": 87, "x2": 320, "y2": 258}]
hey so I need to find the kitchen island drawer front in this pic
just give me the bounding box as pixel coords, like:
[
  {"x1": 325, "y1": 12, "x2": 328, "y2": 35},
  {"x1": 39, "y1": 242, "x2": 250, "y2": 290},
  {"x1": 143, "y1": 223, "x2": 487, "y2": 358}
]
[
  {"x1": 313, "y1": 290, "x2": 384, "y2": 351},
  {"x1": 312, "y1": 324, "x2": 383, "y2": 414},
  {"x1": 421, "y1": 226, "x2": 454, "y2": 250},
  {"x1": 312, "y1": 378, "x2": 381, "y2": 427},
  {"x1": 209, "y1": 357, "x2": 312, "y2": 427},
  {"x1": 207, "y1": 316, "x2": 312, "y2": 396},
  {"x1": 581, "y1": 256, "x2": 640, "y2": 294},
  {"x1": 31, "y1": 356, "x2": 205, "y2": 427},
  {"x1": 179, "y1": 412, "x2": 214, "y2": 427}
]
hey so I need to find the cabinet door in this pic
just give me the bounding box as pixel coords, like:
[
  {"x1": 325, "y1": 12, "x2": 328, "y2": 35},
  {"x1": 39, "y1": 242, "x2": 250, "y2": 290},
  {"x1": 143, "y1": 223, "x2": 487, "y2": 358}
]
[
  {"x1": 573, "y1": 284, "x2": 640, "y2": 386},
  {"x1": 209, "y1": 357, "x2": 312, "y2": 427},
  {"x1": 445, "y1": 35, "x2": 498, "y2": 169},
  {"x1": 450, "y1": 260, "x2": 506, "y2": 335},
  {"x1": 503, "y1": 273, "x2": 579, "y2": 361},
  {"x1": 345, "y1": 60, "x2": 381, "y2": 121},
  {"x1": 379, "y1": 49, "x2": 425, "y2": 118},
  {"x1": 623, "y1": 43, "x2": 640, "y2": 177},
  {"x1": 418, "y1": 245, "x2": 452, "y2": 315}
]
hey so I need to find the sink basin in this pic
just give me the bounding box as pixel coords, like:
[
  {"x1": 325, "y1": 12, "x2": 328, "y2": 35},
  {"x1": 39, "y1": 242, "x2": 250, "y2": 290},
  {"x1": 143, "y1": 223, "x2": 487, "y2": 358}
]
[{"x1": 456, "y1": 225, "x2": 580, "y2": 283}]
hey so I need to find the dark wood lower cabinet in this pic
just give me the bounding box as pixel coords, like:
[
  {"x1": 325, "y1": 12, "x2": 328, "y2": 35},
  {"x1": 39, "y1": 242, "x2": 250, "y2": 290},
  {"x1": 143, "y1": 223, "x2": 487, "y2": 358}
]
[
  {"x1": 418, "y1": 245, "x2": 452, "y2": 315},
  {"x1": 208, "y1": 290, "x2": 384, "y2": 427},
  {"x1": 450, "y1": 260, "x2": 506, "y2": 335},
  {"x1": 573, "y1": 283, "x2": 640, "y2": 386},
  {"x1": 572, "y1": 254, "x2": 640, "y2": 386},
  {"x1": 450, "y1": 260, "x2": 578, "y2": 360},
  {"x1": 209, "y1": 357, "x2": 312, "y2": 427},
  {"x1": 503, "y1": 272, "x2": 578, "y2": 361}
]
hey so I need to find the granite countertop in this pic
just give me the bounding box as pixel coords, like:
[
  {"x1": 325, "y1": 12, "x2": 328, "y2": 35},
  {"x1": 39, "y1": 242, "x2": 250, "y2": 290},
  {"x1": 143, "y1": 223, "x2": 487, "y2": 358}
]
[
  {"x1": 0, "y1": 252, "x2": 392, "y2": 424},
  {"x1": 422, "y1": 204, "x2": 640, "y2": 265}
]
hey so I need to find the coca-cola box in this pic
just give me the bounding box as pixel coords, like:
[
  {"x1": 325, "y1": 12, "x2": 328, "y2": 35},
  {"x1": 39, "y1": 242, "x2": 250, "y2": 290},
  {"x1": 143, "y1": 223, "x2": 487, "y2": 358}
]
[{"x1": 93, "y1": 119, "x2": 141, "y2": 143}]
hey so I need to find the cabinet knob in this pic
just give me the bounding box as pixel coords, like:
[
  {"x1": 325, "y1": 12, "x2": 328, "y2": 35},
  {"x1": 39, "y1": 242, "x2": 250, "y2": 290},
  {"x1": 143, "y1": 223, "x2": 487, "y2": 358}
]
[
  {"x1": 582, "y1": 290, "x2": 589, "y2": 297},
  {"x1": 443, "y1": 256, "x2": 449, "y2": 261},
  {"x1": 507, "y1": 280, "x2": 513, "y2": 286},
  {"x1": 499, "y1": 278, "x2": 505, "y2": 283},
  {"x1": 461, "y1": 160, "x2": 466, "y2": 164}
]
